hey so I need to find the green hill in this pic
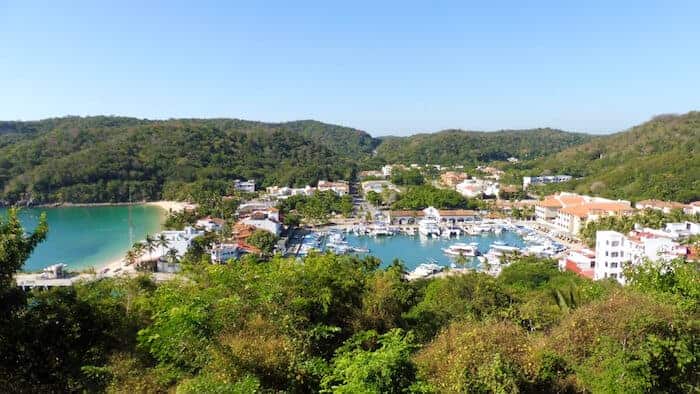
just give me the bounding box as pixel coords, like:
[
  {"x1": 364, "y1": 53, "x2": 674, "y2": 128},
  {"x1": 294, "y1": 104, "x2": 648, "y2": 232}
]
[
  {"x1": 0, "y1": 117, "x2": 592, "y2": 205},
  {"x1": 0, "y1": 117, "x2": 368, "y2": 204},
  {"x1": 375, "y1": 128, "x2": 593, "y2": 165},
  {"x1": 517, "y1": 112, "x2": 700, "y2": 202}
]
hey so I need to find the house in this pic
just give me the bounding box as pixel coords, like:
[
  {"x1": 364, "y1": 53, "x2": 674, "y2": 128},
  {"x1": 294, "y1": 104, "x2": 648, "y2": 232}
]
[
  {"x1": 635, "y1": 199, "x2": 689, "y2": 214},
  {"x1": 210, "y1": 243, "x2": 242, "y2": 263},
  {"x1": 664, "y1": 221, "x2": 700, "y2": 239},
  {"x1": 456, "y1": 178, "x2": 500, "y2": 198},
  {"x1": 594, "y1": 230, "x2": 685, "y2": 285},
  {"x1": 266, "y1": 185, "x2": 315, "y2": 200},
  {"x1": 241, "y1": 210, "x2": 282, "y2": 236},
  {"x1": 358, "y1": 170, "x2": 385, "y2": 179},
  {"x1": 317, "y1": 180, "x2": 349, "y2": 196},
  {"x1": 440, "y1": 171, "x2": 469, "y2": 187},
  {"x1": 195, "y1": 216, "x2": 225, "y2": 232},
  {"x1": 155, "y1": 226, "x2": 205, "y2": 258},
  {"x1": 523, "y1": 175, "x2": 572, "y2": 189},
  {"x1": 689, "y1": 201, "x2": 700, "y2": 215},
  {"x1": 507, "y1": 157, "x2": 519, "y2": 163},
  {"x1": 233, "y1": 179, "x2": 256, "y2": 193},
  {"x1": 237, "y1": 200, "x2": 276, "y2": 215},
  {"x1": 381, "y1": 165, "x2": 394, "y2": 177},
  {"x1": 361, "y1": 180, "x2": 398, "y2": 195},
  {"x1": 558, "y1": 249, "x2": 595, "y2": 279}
]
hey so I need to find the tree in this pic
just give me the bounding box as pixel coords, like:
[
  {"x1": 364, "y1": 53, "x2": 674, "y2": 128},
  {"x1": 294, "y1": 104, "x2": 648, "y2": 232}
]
[
  {"x1": 0, "y1": 208, "x2": 48, "y2": 289},
  {"x1": 320, "y1": 329, "x2": 426, "y2": 393},
  {"x1": 143, "y1": 234, "x2": 157, "y2": 259},
  {"x1": 156, "y1": 233, "x2": 170, "y2": 256},
  {"x1": 247, "y1": 230, "x2": 278, "y2": 256},
  {"x1": 366, "y1": 191, "x2": 382, "y2": 207}
]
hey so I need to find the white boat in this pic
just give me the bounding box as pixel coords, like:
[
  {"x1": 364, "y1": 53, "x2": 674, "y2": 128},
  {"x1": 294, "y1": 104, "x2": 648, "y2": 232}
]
[
  {"x1": 443, "y1": 242, "x2": 480, "y2": 257},
  {"x1": 410, "y1": 263, "x2": 444, "y2": 278},
  {"x1": 418, "y1": 218, "x2": 441, "y2": 237}
]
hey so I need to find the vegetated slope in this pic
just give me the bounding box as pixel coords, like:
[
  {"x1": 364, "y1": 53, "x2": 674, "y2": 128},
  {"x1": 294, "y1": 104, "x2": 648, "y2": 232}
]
[
  {"x1": 521, "y1": 112, "x2": 700, "y2": 202},
  {"x1": 375, "y1": 128, "x2": 593, "y2": 165},
  {"x1": 0, "y1": 117, "x2": 371, "y2": 204}
]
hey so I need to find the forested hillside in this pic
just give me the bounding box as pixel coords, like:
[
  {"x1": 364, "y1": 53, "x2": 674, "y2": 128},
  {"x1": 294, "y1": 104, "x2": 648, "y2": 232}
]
[
  {"x1": 375, "y1": 128, "x2": 593, "y2": 165},
  {"x1": 0, "y1": 117, "x2": 370, "y2": 204},
  {"x1": 515, "y1": 112, "x2": 700, "y2": 202},
  {"x1": 0, "y1": 117, "x2": 591, "y2": 205}
]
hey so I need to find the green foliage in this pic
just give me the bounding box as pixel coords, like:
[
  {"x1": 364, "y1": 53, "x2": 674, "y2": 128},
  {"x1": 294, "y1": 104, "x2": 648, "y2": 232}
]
[
  {"x1": 321, "y1": 329, "x2": 425, "y2": 393},
  {"x1": 366, "y1": 190, "x2": 383, "y2": 206},
  {"x1": 1, "y1": 209, "x2": 698, "y2": 393},
  {"x1": 277, "y1": 190, "x2": 354, "y2": 224},
  {"x1": 376, "y1": 128, "x2": 591, "y2": 165},
  {"x1": 392, "y1": 185, "x2": 473, "y2": 210},
  {"x1": 390, "y1": 168, "x2": 425, "y2": 186},
  {"x1": 246, "y1": 229, "x2": 279, "y2": 255},
  {"x1": 521, "y1": 112, "x2": 700, "y2": 202},
  {"x1": 0, "y1": 117, "x2": 364, "y2": 204},
  {"x1": 0, "y1": 208, "x2": 48, "y2": 289}
]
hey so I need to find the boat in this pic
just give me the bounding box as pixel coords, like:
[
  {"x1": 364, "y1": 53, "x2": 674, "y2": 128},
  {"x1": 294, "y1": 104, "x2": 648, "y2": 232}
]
[
  {"x1": 418, "y1": 218, "x2": 441, "y2": 237},
  {"x1": 410, "y1": 263, "x2": 444, "y2": 278},
  {"x1": 443, "y1": 242, "x2": 480, "y2": 257}
]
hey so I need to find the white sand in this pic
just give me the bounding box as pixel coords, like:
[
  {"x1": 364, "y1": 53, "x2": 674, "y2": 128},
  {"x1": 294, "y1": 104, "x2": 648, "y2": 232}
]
[{"x1": 146, "y1": 200, "x2": 193, "y2": 213}]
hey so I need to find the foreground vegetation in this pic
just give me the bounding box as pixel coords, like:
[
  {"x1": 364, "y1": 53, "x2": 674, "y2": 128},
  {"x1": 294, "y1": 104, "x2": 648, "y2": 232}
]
[{"x1": 1, "y1": 210, "x2": 698, "y2": 393}]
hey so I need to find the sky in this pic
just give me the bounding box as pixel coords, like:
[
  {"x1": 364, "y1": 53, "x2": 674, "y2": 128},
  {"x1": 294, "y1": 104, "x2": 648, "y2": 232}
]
[{"x1": 1, "y1": 1, "x2": 699, "y2": 136}]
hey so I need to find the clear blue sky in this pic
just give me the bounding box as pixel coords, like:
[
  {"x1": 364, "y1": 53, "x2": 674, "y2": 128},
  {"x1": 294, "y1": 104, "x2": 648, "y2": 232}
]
[{"x1": 1, "y1": 1, "x2": 699, "y2": 135}]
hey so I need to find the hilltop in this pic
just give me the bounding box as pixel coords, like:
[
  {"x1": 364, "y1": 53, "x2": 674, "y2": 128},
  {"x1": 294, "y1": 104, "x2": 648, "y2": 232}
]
[
  {"x1": 375, "y1": 128, "x2": 594, "y2": 165},
  {"x1": 516, "y1": 112, "x2": 700, "y2": 202}
]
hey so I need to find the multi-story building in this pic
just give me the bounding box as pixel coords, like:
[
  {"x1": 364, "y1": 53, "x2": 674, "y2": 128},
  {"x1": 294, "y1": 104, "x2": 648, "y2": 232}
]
[
  {"x1": 210, "y1": 243, "x2": 241, "y2": 263},
  {"x1": 233, "y1": 179, "x2": 256, "y2": 193},
  {"x1": 594, "y1": 230, "x2": 685, "y2": 284},
  {"x1": 536, "y1": 193, "x2": 634, "y2": 235},
  {"x1": 523, "y1": 175, "x2": 572, "y2": 189}
]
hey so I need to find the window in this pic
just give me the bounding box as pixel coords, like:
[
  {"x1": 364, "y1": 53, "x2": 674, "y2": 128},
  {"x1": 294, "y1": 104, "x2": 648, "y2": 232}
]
[
  {"x1": 620, "y1": 252, "x2": 624, "y2": 257},
  {"x1": 612, "y1": 241, "x2": 620, "y2": 247},
  {"x1": 611, "y1": 263, "x2": 618, "y2": 268},
  {"x1": 605, "y1": 262, "x2": 608, "y2": 267},
  {"x1": 611, "y1": 273, "x2": 618, "y2": 278},
  {"x1": 605, "y1": 251, "x2": 609, "y2": 256},
  {"x1": 611, "y1": 252, "x2": 618, "y2": 258}
]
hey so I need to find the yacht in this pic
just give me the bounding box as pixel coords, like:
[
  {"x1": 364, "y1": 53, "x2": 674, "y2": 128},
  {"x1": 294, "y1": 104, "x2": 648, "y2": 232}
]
[
  {"x1": 410, "y1": 262, "x2": 444, "y2": 278},
  {"x1": 418, "y1": 218, "x2": 441, "y2": 237},
  {"x1": 443, "y1": 242, "x2": 480, "y2": 257}
]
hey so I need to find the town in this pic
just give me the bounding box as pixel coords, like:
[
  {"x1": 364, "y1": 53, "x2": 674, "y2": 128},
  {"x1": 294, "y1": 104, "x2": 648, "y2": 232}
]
[{"x1": 18, "y1": 162, "x2": 700, "y2": 289}]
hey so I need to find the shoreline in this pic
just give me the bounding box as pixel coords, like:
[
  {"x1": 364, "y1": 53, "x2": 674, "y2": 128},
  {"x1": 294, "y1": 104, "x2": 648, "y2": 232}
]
[{"x1": 28, "y1": 200, "x2": 192, "y2": 212}]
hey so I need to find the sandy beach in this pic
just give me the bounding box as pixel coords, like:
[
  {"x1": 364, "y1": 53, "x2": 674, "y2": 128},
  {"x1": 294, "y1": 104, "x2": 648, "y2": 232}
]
[{"x1": 146, "y1": 200, "x2": 193, "y2": 213}]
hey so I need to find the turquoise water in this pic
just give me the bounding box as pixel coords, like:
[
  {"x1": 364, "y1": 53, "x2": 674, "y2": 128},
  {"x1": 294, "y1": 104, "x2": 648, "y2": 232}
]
[
  {"x1": 1, "y1": 205, "x2": 165, "y2": 272},
  {"x1": 342, "y1": 231, "x2": 525, "y2": 270}
]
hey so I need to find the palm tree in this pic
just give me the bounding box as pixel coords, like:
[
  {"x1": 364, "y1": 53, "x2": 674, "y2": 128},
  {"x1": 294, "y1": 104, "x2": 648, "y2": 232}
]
[
  {"x1": 166, "y1": 248, "x2": 179, "y2": 264},
  {"x1": 144, "y1": 234, "x2": 157, "y2": 259},
  {"x1": 131, "y1": 242, "x2": 146, "y2": 262},
  {"x1": 157, "y1": 233, "x2": 169, "y2": 257},
  {"x1": 124, "y1": 249, "x2": 138, "y2": 266}
]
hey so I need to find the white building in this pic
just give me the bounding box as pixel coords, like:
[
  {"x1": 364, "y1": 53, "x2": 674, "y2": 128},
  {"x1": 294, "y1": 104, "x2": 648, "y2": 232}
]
[
  {"x1": 210, "y1": 243, "x2": 241, "y2": 263},
  {"x1": 361, "y1": 180, "x2": 397, "y2": 195},
  {"x1": 233, "y1": 179, "x2": 256, "y2": 193},
  {"x1": 594, "y1": 230, "x2": 684, "y2": 285},
  {"x1": 241, "y1": 210, "x2": 282, "y2": 236},
  {"x1": 455, "y1": 178, "x2": 499, "y2": 198},
  {"x1": 317, "y1": 180, "x2": 349, "y2": 196},
  {"x1": 558, "y1": 249, "x2": 595, "y2": 279},
  {"x1": 381, "y1": 165, "x2": 394, "y2": 177},
  {"x1": 155, "y1": 226, "x2": 205, "y2": 258},
  {"x1": 664, "y1": 221, "x2": 700, "y2": 239},
  {"x1": 265, "y1": 185, "x2": 315, "y2": 200},
  {"x1": 195, "y1": 216, "x2": 225, "y2": 232},
  {"x1": 523, "y1": 175, "x2": 572, "y2": 189}
]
